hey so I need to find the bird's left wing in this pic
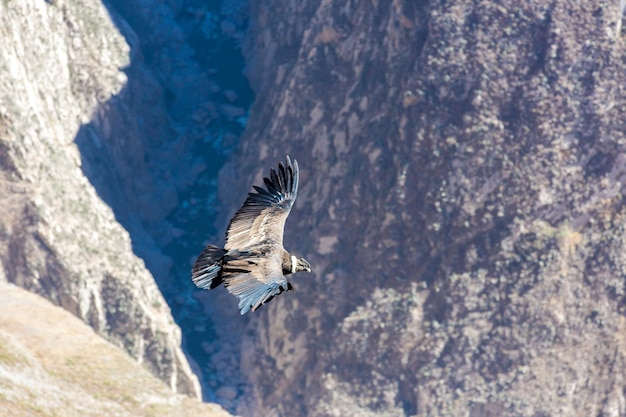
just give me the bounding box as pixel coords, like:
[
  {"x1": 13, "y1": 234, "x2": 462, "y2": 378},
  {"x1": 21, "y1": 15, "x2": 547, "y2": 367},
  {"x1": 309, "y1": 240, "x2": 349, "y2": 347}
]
[{"x1": 224, "y1": 156, "x2": 299, "y2": 251}]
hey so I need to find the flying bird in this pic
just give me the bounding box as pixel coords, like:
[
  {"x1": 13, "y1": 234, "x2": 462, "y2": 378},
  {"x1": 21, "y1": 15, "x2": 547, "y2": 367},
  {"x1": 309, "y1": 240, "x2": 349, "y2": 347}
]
[{"x1": 192, "y1": 156, "x2": 311, "y2": 314}]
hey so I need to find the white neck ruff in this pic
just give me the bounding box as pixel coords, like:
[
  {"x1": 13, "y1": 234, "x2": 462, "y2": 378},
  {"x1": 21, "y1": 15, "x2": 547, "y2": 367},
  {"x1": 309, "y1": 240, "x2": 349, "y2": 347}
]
[{"x1": 291, "y1": 255, "x2": 297, "y2": 274}]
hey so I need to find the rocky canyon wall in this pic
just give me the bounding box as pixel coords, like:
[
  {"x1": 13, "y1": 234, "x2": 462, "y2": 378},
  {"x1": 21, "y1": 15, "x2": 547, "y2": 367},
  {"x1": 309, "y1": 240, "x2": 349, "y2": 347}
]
[
  {"x1": 223, "y1": 1, "x2": 626, "y2": 416},
  {"x1": 0, "y1": 0, "x2": 201, "y2": 398},
  {"x1": 3, "y1": 0, "x2": 626, "y2": 416}
]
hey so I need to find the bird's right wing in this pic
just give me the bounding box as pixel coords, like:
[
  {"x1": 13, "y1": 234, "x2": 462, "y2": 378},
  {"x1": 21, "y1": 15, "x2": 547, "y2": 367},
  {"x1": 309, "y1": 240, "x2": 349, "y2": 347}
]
[
  {"x1": 224, "y1": 156, "x2": 299, "y2": 251},
  {"x1": 220, "y1": 250, "x2": 292, "y2": 315},
  {"x1": 225, "y1": 272, "x2": 292, "y2": 315}
]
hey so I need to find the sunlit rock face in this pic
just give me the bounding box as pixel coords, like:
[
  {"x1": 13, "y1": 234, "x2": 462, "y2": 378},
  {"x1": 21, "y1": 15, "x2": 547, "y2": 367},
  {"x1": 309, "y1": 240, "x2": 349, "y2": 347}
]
[
  {"x1": 0, "y1": 0, "x2": 201, "y2": 398},
  {"x1": 221, "y1": 1, "x2": 626, "y2": 416}
]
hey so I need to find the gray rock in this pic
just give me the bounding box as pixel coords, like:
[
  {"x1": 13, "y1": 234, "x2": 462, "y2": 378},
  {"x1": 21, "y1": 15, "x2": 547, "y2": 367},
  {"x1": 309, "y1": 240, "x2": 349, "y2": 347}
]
[
  {"x1": 221, "y1": 104, "x2": 245, "y2": 119},
  {"x1": 216, "y1": 386, "x2": 238, "y2": 401}
]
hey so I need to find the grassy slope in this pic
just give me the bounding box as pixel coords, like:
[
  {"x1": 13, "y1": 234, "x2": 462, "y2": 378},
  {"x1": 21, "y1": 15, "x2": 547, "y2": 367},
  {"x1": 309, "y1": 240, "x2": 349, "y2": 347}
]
[{"x1": 0, "y1": 282, "x2": 233, "y2": 417}]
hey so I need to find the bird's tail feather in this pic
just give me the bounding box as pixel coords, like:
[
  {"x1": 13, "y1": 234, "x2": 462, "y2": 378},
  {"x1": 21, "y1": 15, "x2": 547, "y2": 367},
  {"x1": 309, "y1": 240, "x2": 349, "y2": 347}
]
[{"x1": 192, "y1": 244, "x2": 227, "y2": 290}]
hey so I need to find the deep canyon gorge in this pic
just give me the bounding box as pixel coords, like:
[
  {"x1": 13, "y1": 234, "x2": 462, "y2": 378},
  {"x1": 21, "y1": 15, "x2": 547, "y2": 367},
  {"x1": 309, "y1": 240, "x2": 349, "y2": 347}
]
[{"x1": 2, "y1": 1, "x2": 626, "y2": 416}]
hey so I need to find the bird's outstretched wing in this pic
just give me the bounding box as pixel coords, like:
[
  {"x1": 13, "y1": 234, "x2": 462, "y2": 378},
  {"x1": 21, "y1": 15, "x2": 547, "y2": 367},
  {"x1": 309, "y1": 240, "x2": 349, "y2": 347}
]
[
  {"x1": 220, "y1": 249, "x2": 293, "y2": 315},
  {"x1": 224, "y1": 156, "x2": 299, "y2": 251}
]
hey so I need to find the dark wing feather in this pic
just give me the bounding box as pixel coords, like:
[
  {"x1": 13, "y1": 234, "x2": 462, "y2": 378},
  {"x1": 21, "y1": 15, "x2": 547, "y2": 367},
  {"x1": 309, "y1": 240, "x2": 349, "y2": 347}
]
[
  {"x1": 191, "y1": 244, "x2": 226, "y2": 289},
  {"x1": 224, "y1": 156, "x2": 299, "y2": 251}
]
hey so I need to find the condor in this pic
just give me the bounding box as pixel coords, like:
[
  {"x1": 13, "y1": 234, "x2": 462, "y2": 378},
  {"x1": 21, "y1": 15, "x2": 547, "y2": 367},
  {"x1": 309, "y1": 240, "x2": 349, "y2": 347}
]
[{"x1": 192, "y1": 156, "x2": 311, "y2": 314}]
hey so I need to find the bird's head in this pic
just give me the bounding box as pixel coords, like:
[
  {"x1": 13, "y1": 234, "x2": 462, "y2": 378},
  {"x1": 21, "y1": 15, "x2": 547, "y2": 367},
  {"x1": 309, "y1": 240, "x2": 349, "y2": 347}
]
[{"x1": 290, "y1": 255, "x2": 312, "y2": 273}]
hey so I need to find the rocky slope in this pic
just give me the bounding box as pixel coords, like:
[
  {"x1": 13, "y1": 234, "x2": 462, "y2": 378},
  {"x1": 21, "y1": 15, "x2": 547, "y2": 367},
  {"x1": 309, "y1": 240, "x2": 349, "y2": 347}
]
[
  {"x1": 0, "y1": 0, "x2": 201, "y2": 398},
  {"x1": 215, "y1": 1, "x2": 626, "y2": 416},
  {"x1": 0, "y1": 281, "x2": 231, "y2": 417}
]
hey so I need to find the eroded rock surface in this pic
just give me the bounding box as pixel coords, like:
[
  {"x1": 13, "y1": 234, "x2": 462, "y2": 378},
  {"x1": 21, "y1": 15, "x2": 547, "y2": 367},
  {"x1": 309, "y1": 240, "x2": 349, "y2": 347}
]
[{"x1": 219, "y1": 1, "x2": 626, "y2": 416}]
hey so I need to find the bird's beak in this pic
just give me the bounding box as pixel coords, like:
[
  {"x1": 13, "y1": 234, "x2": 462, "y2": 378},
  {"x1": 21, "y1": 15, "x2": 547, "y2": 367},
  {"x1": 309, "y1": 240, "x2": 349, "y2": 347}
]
[{"x1": 302, "y1": 258, "x2": 312, "y2": 272}]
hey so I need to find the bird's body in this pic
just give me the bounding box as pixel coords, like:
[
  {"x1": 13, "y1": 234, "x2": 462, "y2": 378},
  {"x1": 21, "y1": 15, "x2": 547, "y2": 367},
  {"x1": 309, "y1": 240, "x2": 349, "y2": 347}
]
[{"x1": 192, "y1": 156, "x2": 311, "y2": 314}]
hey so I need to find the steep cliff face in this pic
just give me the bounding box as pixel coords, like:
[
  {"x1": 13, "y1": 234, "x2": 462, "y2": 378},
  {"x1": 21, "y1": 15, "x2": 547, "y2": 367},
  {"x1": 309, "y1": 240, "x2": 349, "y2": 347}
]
[
  {"x1": 0, "y1": 0, "x2": 200, "y2": 398},
  {"x1": 222, "y1": 1, "x2": 626, "y2": 416}
]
